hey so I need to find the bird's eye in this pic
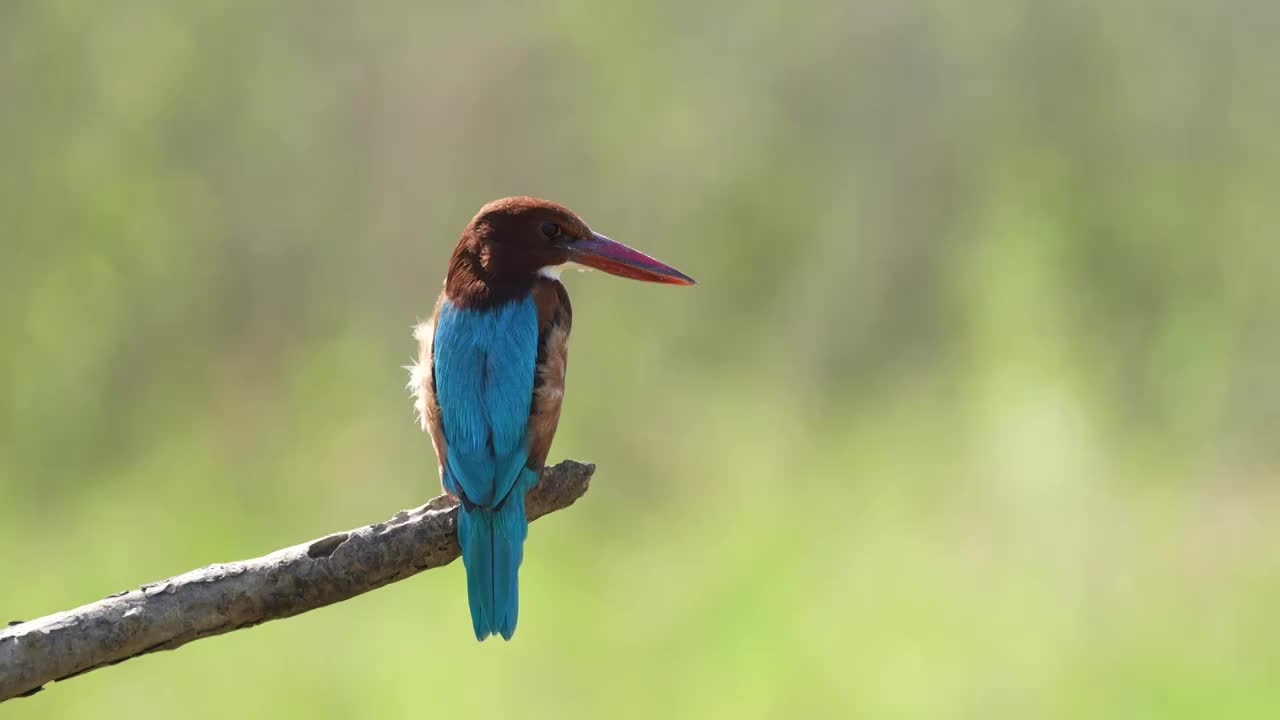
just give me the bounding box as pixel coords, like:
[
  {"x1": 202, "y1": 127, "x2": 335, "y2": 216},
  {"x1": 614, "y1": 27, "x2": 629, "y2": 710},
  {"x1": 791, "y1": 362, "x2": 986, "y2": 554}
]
[{"x1": 540, "y1": 222, "x2": 561, "y2": 240}]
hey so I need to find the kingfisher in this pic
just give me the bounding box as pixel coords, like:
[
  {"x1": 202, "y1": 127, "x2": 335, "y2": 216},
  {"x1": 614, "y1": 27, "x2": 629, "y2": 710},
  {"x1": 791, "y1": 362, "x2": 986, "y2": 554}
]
[{"x1": 409, "y1": 196, "x2": 694, "y2": 640}]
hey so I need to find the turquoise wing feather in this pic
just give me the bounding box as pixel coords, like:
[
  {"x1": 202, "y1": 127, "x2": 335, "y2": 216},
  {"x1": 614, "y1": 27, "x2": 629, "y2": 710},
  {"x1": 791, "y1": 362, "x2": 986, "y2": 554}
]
[{"x1": 432, "y1": 295, "x2": 539, "y2": 639}]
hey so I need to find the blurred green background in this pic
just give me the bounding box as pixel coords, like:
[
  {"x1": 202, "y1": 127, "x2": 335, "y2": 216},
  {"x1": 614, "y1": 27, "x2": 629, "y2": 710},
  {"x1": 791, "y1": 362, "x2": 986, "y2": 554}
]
[{"x1": 3, "y1": 0, "x2": 1278, "y2": 717}]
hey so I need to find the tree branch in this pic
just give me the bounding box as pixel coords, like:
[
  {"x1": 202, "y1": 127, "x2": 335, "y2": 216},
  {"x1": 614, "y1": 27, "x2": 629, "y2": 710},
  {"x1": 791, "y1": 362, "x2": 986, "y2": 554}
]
[{"x1": 0, "y1": 459, "x2": 595, "y2": 702}]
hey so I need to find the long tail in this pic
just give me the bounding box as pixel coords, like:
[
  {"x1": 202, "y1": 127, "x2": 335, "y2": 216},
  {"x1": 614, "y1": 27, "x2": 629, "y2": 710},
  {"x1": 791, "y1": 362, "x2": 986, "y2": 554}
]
[{"x1": 457, "y1": 479, "x2": 532, "y2": 641}]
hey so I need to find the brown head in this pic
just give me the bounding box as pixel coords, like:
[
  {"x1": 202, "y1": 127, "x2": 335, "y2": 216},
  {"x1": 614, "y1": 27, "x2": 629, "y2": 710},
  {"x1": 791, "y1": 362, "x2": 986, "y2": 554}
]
[{"x1": 445, "y1": 196, "x2": 694, "y2": 308}]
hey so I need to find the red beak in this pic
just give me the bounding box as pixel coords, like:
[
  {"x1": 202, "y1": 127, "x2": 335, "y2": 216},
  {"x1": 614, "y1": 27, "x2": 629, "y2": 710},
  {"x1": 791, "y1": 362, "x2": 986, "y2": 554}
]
[{"x1": 569, "y1": 231, "x2": 695, "y2": 285}]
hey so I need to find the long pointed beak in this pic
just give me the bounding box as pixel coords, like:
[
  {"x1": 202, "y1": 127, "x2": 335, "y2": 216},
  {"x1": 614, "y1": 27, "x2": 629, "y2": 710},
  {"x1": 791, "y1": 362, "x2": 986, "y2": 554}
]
[{"x1": 568, "y1": 231, "x2": 695, "y2": 285}]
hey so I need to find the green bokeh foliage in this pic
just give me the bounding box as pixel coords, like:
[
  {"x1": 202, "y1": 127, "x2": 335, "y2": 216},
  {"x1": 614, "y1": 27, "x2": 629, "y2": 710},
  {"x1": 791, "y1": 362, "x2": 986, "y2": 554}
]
[{"x1": 2, "y1": 1, "x2": 1278, "y2": 717}]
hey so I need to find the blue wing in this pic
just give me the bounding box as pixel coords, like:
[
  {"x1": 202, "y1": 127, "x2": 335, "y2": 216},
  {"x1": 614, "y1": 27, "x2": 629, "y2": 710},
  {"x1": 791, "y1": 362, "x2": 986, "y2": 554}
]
[{"x1": 432, "y1": 295, "x2": 539, "y2": 508}]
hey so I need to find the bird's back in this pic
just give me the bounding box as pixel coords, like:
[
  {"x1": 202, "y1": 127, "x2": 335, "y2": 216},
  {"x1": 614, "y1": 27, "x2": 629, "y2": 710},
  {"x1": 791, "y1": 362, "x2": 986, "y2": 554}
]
[{"x1": 411, "y1": 278, "x2": 572, "y2": 639}]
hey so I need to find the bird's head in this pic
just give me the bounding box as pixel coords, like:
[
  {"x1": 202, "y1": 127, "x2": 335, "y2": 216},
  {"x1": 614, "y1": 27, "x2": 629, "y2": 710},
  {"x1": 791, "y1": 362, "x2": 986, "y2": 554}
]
[{"x1": 445, "y1": 196, "x2": 694, "y2": 306}]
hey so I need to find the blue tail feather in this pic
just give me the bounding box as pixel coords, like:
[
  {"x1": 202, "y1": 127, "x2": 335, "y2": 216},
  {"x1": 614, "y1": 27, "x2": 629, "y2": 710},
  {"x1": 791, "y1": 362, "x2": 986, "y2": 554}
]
[{"x1": 457, "y1": 468, "x2": 538, "y2": 641}]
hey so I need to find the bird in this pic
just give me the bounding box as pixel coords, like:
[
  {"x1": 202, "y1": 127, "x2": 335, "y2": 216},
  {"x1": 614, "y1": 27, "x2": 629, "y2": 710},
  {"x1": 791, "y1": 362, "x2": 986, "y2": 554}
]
[{"x1": 409, "y1": 196, "x2": 694, "y2": 641}]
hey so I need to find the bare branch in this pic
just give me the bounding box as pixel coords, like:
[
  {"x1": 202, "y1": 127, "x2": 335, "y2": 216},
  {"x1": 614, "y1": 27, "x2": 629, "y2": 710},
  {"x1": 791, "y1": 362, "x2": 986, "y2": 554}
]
[{"x1": 0, "y1": 459, "x2": 595, "y2": 702}]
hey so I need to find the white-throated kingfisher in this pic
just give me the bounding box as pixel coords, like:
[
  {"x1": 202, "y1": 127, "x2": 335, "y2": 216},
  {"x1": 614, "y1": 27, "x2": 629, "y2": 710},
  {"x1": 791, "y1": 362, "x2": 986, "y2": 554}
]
[{"x1": 409, "y1": 197, "x2": 694, "y2": 640}]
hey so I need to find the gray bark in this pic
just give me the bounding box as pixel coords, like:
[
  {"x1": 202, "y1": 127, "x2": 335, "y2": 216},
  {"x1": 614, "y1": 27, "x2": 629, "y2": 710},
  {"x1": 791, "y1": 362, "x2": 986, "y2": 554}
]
[{"x1": 0, "y1": 459, "x2": 595, "y2": 702}]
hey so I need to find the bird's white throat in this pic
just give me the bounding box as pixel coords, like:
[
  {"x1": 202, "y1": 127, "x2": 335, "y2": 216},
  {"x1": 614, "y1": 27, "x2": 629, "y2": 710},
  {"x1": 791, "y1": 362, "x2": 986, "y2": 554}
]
[{"x1": 537, "y1": 262, "x2": 591, "y2": 280}]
